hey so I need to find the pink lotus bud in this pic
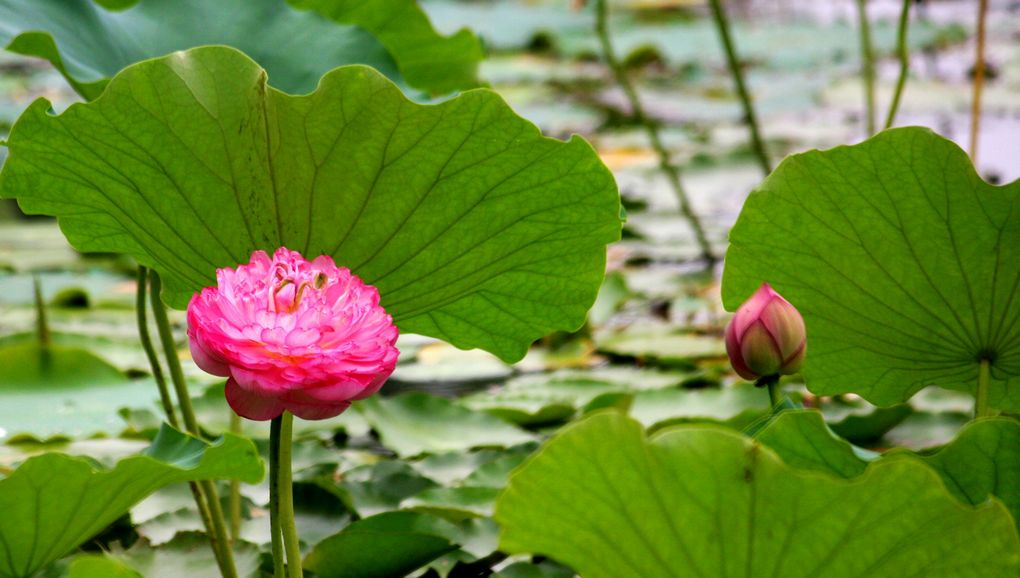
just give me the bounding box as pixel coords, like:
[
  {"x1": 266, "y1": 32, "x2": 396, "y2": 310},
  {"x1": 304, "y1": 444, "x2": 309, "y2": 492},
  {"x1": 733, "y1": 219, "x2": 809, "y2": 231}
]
[
  {"x1": 186, "y1": 248, "x2": 399, "y2": 421},
  {"x1": 724, "y1": 283, "x2": 806, "y2": 381}
]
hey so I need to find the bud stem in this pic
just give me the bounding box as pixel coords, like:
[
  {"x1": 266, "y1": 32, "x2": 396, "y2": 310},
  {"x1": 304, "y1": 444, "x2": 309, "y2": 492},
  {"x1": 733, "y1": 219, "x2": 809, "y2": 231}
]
[{"x1": 755, "y1": 374, "x2": 781, "y2": 408}]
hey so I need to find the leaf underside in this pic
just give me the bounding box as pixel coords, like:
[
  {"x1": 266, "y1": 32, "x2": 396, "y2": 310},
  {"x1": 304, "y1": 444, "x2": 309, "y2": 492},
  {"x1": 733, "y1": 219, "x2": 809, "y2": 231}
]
[
  {"x1": 0, "y1": 46, "x2": 621, "y2": 362},
  {"x1": 722, "y1": 128, "x2": 1020, "y2": 409}
]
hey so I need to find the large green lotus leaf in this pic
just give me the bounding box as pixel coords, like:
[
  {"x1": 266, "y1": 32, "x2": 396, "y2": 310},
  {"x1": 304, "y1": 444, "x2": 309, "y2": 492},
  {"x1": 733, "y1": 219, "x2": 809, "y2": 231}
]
[
  {"x1": 754, "y1": 409, "x2": 872, "y2": 478},
  {"x1": 0, "y1": 47, "x2": 620, "y2": 362},
  {"x1": 0, "y1": 424, "x2": 263, "y2": 578},
  {"x1": 289, "y1": 0, "x2": 483, "y2": 96},
  {"x1": 722, "y1": 128, "x2": 1020, "y2": 409},
  {"x1": 900, "y1": 417, "x2": 1020, "y2": 531},
  {"x1": 759, "y1": 413, "x2": 1020, "y2": 531},
  {"x1": 0, "y1": 0, "x2": 482, "y2": 99},
  {"x1": 495, "y1": 412, "x2": 1020, "y2": 578}
]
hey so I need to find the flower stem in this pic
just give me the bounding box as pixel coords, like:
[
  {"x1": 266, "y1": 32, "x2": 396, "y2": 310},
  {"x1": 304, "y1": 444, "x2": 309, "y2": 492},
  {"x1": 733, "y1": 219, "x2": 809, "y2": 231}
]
[
  {"x1": 270, "y1": 416, "x2": 286, "y2": 578},
  {"x1": 593, "y1": 0, "x2": 716, "y2": 265},
  {"x1": 884, "y1": 0, "x2": 911, "y2": 129},
  {"x1": 975, "y1": 358, "x2": 991, "y2": 419},
  {"x1": 136, "y1": 266, "x2": 179, "y2": 428},
  {"x1": 969, "y1": 0, "x2": 989, "y2": 161},
  {"x1": 855, "y1": 0, "x2": 876, "y2": 136},
  {"x1": 229, "y1": 411, "x2": 243, "y2": 542},
  {"x1": 271, "y1": 413, "x2": 304, "y2": 577},
  {"x1": 149, "y1": 271, "x2": 237, "y2": 578},
  {"x1": 148, "y1": 271, "x2": 202, "y2": 435},
  {"x1": 707, "y1": 0, "x2": 771, "y2": 175}
]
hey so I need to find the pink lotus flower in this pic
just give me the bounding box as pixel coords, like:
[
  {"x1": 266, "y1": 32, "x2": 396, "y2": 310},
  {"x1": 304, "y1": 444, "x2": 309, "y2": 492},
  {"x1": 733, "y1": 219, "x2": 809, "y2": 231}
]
[
  {"x1": 724, "y1": 283, "x2": 806, "y2": 381},
  {"x1": 187, "y1": 248, "x2": 399, "y2": 421}
]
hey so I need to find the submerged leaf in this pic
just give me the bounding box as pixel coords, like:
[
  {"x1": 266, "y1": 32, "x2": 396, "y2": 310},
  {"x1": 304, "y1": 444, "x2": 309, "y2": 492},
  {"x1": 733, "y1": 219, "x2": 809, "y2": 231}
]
[
  {"x1": 0, "y1": 47, "x2": 620, "y2": 362},
  {"x1": 723, "y1": 128, "x2": 1020, "y2": 409}
]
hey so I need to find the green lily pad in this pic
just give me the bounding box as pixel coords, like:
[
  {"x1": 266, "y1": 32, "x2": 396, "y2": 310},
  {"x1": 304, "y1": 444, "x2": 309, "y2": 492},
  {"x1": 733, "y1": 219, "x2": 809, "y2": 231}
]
[
  {"x1": 409, "y1": 446, "x2": 534, "y2": 488},
  {"x1": 0, "y1": 46, "x2": 620, "y2": 363},
  {"x1": 357, "y1": 393, "x2": 534, "y2": 458},
  {"x1": 884, "y1": 411, "x2": 971, "y2": 451},
  {"x1": 290, "y1": 0, "x2": 483, "y2": 96},
  {"x1": 628, "y1": 384, "x2": 768, "y2": 429},
  {"x1": 723, "y1": 128, "x2": 1020, "y2": 409},
  {"x1": 0, "y1": 424, "x2": 263, "y2": 578},
  {"x1": 459, "y1": 390, "x2": 577, "y2": 427},
  {"x1": 0, "y1": 0, "x2": 482, "y2": 99},
  {"x1": 335, "y1": 460, "x2": 438, "y2": 518},
  {"x1": 0, "y1": 341, "x2": 125, "y2": 388},
  {"x1": 824, "y1": 401, "x2": 913, "y2": 445},
  {"x1": 389, "y1": 344, "x2": 513, "y2": 390},
  {"x1": 304, "y1": 512, "x2": 459, "y2": 578},
  {"x1": 403, "y1": 486, "x2": 501, "y2": 521},
  {"x1": 0, "y1": 353, "x2": 164, "y2": 439},
  {"x1": 67, "y1": 555, "x2": 140, "y2": 578},
  {"x1": 496, "y1": 560, "x2": 575, "y2": 578},
  {"x1": 588, "y1": 271, "x2": 630, "y2": 326},
  {"x1": 496, "y1": 412, "x2": 1020, "y2": 578},
  {"x1": 109, "y1": 533, "x2": 262, "y2": 578},
  {"x1": 596, "y1": 326, "x2": 727, "y2": 368}
]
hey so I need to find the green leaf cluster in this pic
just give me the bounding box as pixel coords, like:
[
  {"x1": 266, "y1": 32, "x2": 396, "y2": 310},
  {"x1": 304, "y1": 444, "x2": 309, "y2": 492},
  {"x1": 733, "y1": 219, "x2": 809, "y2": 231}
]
[{"x1": 0, "y1": 425, "x2": 263, "y2": 578}]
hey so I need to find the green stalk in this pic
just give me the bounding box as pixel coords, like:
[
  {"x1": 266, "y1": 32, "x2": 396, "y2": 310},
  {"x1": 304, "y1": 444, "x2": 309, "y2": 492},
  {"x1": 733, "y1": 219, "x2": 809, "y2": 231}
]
[
  {"x1": 755, "y1": 375, "x2": 781, "y2": 407},
  {"x1": 139, "y1": 269, "x2": 221, "y2": 572},
  {"x1": 149, "y1": 271, "x2": 237, "y2": 578},
  {"x1": 969, "y1": 0, "x2": 989, "y2": 161},
  {"x1": 767, "y1": 380, "x2": 780, "y2": 408},
  {"x1": 136, "y1": 266, "x2": 179, "y2": 428},
  {"x1": 975, "y1": 359, "x2": 991, "y2": 419},
  {"x1": 229, "y1": 412, "x2": 243, "y2": 542},
  {"x1": 270, "y1": 417, "x2": 286, "y2": 577},
  {"x1": 707, "y1": 0, "x2": 771, "y2": 174},
  {"x1": 272, "y1": 413, "x2": 303, "y2": 577},
  {"x1": 33, "y1": 276, "x2": 50, "y2": 348},
  {"x1": 32, "y1": 276, "x2": 53, "y2": 370},
  {"x1": 855, "y1": 0, "x2": 876, "y2": 136},
  {"x1": 593, "y1": 0, "x2": 716, "y2": 265},
  {"x1": 884, "y1": 0, "x2": 911, "y2": 129}
]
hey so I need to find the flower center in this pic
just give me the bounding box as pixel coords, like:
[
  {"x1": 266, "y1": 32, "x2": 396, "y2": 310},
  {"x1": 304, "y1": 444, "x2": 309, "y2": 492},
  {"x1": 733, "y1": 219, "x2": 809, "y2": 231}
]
[{"x1": 270, "y1": 273, "x2": 328, "y2": 313}]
